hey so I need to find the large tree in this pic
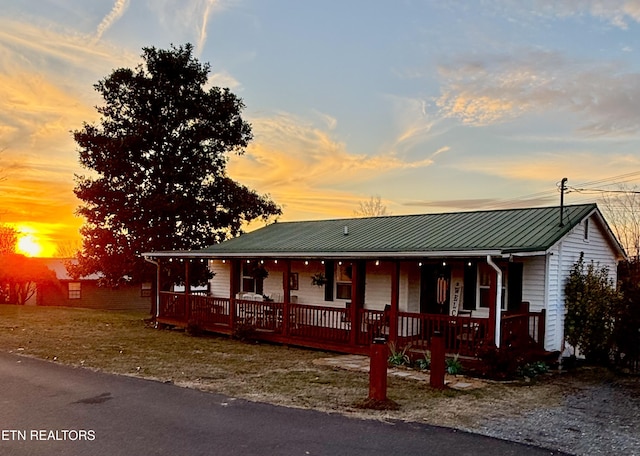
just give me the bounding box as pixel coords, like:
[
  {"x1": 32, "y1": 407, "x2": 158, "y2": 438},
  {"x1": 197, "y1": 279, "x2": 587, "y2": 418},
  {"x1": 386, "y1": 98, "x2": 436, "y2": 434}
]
[{"x1": 72, "y1": 44, "x2": 280, "y2": 287}]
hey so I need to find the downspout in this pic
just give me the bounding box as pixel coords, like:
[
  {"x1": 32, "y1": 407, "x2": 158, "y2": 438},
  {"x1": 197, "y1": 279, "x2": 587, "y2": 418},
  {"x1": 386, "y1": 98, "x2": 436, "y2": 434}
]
[
  {"x1": 486, "y1": 255, "x2": 503, "y2": 348},
  {"x1": 144, "y1": 256, "x2": 161, "y2": 320}
]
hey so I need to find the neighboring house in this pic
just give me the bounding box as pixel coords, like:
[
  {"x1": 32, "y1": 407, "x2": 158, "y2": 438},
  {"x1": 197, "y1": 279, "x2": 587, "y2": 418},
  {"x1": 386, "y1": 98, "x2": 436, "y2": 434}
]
[
  {"x1": 143, "y1": 203, "x2": 625, "y2": 357},
  {"x1": 36, "y1": 259, "x2": 152, "y2": 311}
]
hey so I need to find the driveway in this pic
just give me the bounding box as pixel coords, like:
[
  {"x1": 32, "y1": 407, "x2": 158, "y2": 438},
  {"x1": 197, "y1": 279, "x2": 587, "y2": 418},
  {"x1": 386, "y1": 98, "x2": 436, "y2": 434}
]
[{"x1": 0, "y1": 352, "x2": 564, "y2": 456}]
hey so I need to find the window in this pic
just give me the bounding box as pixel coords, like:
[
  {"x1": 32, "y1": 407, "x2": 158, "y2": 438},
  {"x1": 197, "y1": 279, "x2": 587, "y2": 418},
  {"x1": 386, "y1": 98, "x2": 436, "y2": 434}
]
[
  {"x1": 141, "y1": 282, "x2": 152, "y2": 297},
  {"x1": 242, "y1": 264, "x2": 256, "y2": 293},
  {"x1": 241, "y1": 263, "x2": 265, "y2": 295},
  {"x1": 336, "y1": 263, "x2": 352, "y2": 300},
  {"x1": 68, "y1": 282, "x2": 81, "y2": 300},
  {"x1": 477, "y1": 263, "x2": 506, "y2": 310}
]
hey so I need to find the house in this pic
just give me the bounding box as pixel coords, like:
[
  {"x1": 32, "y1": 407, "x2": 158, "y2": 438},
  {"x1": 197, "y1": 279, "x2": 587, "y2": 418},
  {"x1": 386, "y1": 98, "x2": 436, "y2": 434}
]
[
  {"x1": 143, "y1": 203, "x2": 625, "y2": 357},
  {"x1": 36, "y1": 259, "x2": 152, "y2": 311}
]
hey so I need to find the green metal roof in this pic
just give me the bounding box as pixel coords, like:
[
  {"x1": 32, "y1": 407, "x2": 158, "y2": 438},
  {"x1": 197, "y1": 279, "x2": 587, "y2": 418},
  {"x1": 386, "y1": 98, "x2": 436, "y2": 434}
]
[{"x1": 150, "y1": 203, "x2": 619, "y2": 259}]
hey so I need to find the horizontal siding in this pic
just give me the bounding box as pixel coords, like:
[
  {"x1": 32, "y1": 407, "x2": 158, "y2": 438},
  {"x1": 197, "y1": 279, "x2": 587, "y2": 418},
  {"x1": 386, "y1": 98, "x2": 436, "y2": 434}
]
[
  {"x1": 544, "y1": 213, "x2": 621, "y2": 352},
  {"x1": 522, "y1": 256, "x2": 546, "y2": 313},
  {"x1": 545, "y1": 244, "x2": 560, "y2": 351},
  {"x1": 363, "y1": 261, "x2": 393, "y2": 310},
  {"x1": 38, "y1": 282, "x2": 151, "y2": 311},
  {"x1": 209, "y1": 260, "x2": 230, "y2": 298}
]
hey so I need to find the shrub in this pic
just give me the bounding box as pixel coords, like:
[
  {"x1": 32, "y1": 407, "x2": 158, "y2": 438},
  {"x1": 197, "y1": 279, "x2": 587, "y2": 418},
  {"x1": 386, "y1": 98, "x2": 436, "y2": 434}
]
[
  {"x1": 232, "y1": 322, "x2": 257, "y2": 342},
  {"x1": 517, "y1": 361, "x2": 549, "y2": 379},
  {"x1": 564, "y1": 254, "x2": 622, "y2": 364},
  {"x1": 387, "y1": 342, "x2": 410, "y2": 366},
  {"x1": 414, "y1": 350, "x2": 431, "y2": 370},
  {"x1": 445, "y1": 354, "x2": 463, "y2": 375}
]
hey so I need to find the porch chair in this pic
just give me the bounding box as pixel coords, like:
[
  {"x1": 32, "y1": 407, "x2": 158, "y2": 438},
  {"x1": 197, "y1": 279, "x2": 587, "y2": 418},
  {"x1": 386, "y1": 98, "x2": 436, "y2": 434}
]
[{"x1": 456, "y1": 309, "x2": 479, "y2": 345}]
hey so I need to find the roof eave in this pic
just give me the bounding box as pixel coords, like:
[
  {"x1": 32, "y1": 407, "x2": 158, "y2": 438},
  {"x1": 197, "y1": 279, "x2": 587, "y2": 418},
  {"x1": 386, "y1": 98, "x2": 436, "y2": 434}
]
[{"x1": 142, "y1": 249, "x2": 512, "y2": 260}]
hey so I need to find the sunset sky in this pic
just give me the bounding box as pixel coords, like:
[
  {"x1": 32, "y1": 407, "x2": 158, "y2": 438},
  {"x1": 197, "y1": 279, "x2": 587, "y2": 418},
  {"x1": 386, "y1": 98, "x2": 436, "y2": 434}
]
[{"x1": 2, "y1": 1, "x2": 640, "y2": 256}]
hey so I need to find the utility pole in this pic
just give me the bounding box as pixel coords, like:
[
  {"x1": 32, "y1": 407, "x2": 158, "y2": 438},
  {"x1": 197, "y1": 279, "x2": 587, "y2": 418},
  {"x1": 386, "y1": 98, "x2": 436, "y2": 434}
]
[{"x1": 559, "y1": 177, "x2": 568, "y2": 227}]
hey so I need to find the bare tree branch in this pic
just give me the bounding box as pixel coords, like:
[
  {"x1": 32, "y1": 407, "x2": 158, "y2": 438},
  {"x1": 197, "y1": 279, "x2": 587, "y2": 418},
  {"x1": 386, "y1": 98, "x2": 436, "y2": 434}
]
[
  {"x1": 601, "y1": 184, "x2": 640, "y2": 261},
  {"x1": 353, "y1": 195, "x2": 391, "y2": 217}
]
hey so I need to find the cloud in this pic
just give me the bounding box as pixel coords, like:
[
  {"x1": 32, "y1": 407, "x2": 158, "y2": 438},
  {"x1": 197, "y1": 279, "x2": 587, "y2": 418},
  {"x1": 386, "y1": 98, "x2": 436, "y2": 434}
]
[
  {"x1": 453, "y1": 150, "x2": 640, "y2": 184},
  {"x1": 227, "y1": 112, "x2": 438, "y2": 219},
  {"x1": 94, "y1": 0, "x2": 130, "y2": 43},
  {"x1": 209, "y1": 70, "x2": 241, "y2": 89},
  {"x1": 383, "y1": 95, "x2": 444, "y2": 157},
  {"x1": 435, "y1": 50, "x2": 640, "y2": 135},
  {"x1": 403, "y1": 196, "x2": 557, "y2": 211},
  {"x1": 533, "y1": 0, "x2": 640, "y2": 29},
  {"x1": 147, "y1": 0, "x2": 225, "y2": 55},
  {"x1": 0, "y1": 17, "x2": 138, "y2": 84}
]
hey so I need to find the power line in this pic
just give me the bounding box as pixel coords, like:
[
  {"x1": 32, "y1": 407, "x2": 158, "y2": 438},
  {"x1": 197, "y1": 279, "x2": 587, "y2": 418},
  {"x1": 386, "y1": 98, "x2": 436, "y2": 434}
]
[{"x1": 569, "y1": 187, "x2": 640, "y2": 195}]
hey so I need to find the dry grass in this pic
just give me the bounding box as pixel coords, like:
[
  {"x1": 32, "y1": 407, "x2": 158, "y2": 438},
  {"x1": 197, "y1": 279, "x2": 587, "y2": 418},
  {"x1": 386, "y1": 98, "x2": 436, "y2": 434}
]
[{"x1": 0, "y1": 305, "x2": 599, "y2": 430}]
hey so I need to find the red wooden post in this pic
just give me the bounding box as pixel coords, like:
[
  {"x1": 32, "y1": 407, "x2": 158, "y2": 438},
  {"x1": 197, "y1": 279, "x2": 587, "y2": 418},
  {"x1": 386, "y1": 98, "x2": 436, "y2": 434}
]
[
  {"x1": 184, "y1": 259, "x2": 191, "y2": 325},
  {"x1": 389, "y1": 260, "x2": 399, "y2": 344},
  {"x1": 282, "y1": 259, "x2": 291, "y2": 337},
  {"x1": 229, "y1": 259, "x2": 239, "y2": 332},
  {"x1": 349, "y1": 261, "x2": 359, "y2": 346},
  {"x1": 369, "y1": 337, "x2": 388, "y2": 401},
  {"x1": 430, "y1": 331, "x2": 445, "y2": 389},
  {"x1": 154, "y1": 258, "x2": 161, "y2": 319},
  {"x1": 538, "y1": 309, "x2": 546, "y2": 349}
]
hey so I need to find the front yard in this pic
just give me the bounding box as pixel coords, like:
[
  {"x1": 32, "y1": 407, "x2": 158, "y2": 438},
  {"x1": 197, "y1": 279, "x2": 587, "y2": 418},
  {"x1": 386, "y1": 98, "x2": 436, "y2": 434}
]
[{"x1": 0, "y1": 304, "x2": 637, "y2": 455}]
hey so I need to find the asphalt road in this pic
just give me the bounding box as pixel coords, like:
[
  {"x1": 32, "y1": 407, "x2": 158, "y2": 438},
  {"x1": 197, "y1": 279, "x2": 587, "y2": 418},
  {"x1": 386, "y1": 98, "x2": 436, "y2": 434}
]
[{"x1": 0, "y1": 352, "x2": 565, "y2": 456}]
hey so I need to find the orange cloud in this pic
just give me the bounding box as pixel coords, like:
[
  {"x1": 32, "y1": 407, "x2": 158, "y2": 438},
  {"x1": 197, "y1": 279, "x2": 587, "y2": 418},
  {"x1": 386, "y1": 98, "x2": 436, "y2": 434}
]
[
  {"x1": 454, "y1": 150, "x2": 640, "y2": 184},
  {"x1": 228, "y1": 112, "x2": 439, "y2": 220}
]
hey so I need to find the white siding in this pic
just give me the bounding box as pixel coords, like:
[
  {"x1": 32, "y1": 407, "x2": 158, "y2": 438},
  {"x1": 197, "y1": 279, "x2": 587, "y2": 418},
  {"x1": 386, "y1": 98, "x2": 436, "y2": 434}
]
[
  {"x1": 522, "y1": 256, "x2": 546, "y2": 313},
  {"x1": 544, "y1": 213, "x2": 620, "y2": 351},
  {"x1": 400, "y1": 261, "x2": 421, "y2": 312},
  {"x1": 363, "y1": 261, "x2": 393, "y2": 310},
  {"x1": 209, "y1": 260, "x2": 230, "y2": 297},
  {"x1": 545, "y1": 244, "x2": 561, "y2": 351}
]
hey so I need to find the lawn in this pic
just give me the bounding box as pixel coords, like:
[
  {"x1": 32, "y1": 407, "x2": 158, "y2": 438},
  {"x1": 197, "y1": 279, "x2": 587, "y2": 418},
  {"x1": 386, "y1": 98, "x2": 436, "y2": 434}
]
[{"x1": 0, "y1": 305, "x2": 589, "y2": 429}]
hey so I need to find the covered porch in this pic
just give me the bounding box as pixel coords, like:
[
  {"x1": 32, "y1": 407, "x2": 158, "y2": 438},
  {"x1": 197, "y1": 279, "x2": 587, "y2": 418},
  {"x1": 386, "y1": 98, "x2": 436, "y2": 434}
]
[{"x1": 152, "y1": 256, "x2": 546, "y2": 359}]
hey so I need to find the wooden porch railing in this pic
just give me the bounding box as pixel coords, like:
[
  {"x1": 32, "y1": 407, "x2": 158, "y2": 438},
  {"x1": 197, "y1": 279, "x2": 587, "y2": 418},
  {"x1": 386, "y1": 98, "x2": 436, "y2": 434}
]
[{"x1": 157, "y1": 292, "x2": 545, "y2": 358}]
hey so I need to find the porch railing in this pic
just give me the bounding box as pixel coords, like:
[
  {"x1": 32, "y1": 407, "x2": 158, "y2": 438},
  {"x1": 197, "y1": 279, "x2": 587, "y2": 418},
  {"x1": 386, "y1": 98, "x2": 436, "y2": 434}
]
[
  {"x1": 395, "y1": 312, "x2": 490, "y2": 357},
  {"x1": 157, "y1": 292, "x2": 545, "y2": 357}
]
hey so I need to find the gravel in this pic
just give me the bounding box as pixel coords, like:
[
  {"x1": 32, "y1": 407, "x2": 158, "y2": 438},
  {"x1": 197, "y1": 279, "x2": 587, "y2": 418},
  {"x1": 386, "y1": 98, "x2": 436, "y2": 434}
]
[{"x1": 472, "y1": 373, "x2": 640, "y2": 455}]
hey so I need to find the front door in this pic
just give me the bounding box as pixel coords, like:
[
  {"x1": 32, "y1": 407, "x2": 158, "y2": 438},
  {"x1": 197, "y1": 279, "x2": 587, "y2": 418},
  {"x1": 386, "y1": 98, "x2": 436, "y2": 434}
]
[{"x1": 419, "y1": 263, "x2": 451, "y2": 314}]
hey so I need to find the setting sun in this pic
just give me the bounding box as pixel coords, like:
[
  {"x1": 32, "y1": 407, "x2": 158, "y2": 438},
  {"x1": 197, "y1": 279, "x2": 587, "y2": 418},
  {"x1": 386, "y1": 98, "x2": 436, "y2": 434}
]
[
  {"x1": 16, "y1": 233, "x2": 43, "y2": 257},
  {"x1": 13, "y1": 225, "x2": 56, "y2": 257}
]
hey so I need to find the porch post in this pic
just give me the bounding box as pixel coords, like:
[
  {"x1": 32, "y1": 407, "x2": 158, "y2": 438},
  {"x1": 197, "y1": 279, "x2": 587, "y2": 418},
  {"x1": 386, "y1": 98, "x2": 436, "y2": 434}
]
[
  {"x1": 349, "y1": 260, "x2": 365, "y2": 346},
  {"x1": 185, "y1": 260, "x2": 191, "y2": 325},
  {"x1": 155, "y1": 258, "x2": 161, "y2": 319},
  {"x1": 389, "y1": 260, "x2": 400, "y2": 344},
  {"x1": 282, "y1": 259, "x2": 291, "y2": 337},
  {"x1": 229, "y1": 259, "x2": 240, "y2": 332},
  {"x1": 538, "y1": 309, "x2": 546, "y2": 349}
]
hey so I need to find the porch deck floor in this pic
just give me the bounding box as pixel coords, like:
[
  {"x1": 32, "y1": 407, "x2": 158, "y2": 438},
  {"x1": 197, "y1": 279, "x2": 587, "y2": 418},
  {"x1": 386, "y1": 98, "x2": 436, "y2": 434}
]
[{"x1": 312, "y1": 355, "x2": 485, "y2": 390}]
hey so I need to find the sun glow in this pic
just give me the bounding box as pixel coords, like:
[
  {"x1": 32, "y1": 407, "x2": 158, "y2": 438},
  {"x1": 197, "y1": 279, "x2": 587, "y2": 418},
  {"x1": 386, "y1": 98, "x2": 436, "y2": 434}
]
[{"x1": 15, "y1": 226, "x2": 45, "y2": 257}]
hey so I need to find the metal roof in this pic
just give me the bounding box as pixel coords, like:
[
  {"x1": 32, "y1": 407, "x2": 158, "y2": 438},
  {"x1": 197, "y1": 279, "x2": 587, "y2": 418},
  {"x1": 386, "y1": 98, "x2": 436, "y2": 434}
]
[{"x1": 145, "y1": 203, "x2": 625, "y2": 259}]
